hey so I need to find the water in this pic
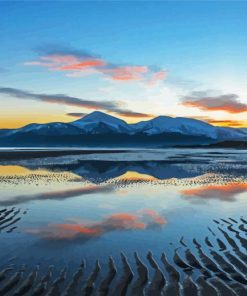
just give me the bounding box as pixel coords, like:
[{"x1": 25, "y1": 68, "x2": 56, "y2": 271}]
[{"x1": 0, "y1": 148, "x2": 246, "y2": 281}]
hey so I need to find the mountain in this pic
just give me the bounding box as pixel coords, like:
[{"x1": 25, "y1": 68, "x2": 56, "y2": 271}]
[
  {"x1": 0, "y1": 111, "x2": 246, "y2": 147},
  {"x1": 131, "y1": 116, "x2": 218, "y2": 138},
  {"x1": 71, "y1": 111, "x2": 132, "y2": 134}
]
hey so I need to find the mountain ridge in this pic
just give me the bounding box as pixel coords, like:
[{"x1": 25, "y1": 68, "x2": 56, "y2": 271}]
[{"x1": 0, "y1": 111, "x2": 246, "y2": 147}]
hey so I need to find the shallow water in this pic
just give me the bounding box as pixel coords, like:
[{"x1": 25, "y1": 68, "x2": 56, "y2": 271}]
[{"x1": 0, "y1": 148, "x2": 246, "y2": 284}]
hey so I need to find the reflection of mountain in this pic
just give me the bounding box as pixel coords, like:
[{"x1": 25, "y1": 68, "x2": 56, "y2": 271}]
[
  {"x1": 25, "y1": 161, "x2": 203, "y2": 183},
  {"x1": 0, "y1": 111, "x2": 246, "y2": 147}
]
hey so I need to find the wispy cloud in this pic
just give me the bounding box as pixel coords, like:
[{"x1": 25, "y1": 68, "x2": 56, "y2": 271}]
[
  {"x1": 181, "y1": 91, "x2": 247, "y2": 114},
  {"x1": 0, "y1": 87, "x2": 152, "y2": 119},
  {"x1": 0, "y1": 87, "x2": 117, "y2": 110},
  {"x1": 186, "y1": 115, "x2": 247, "y2": 128},
  {"x1": 25, "y1": 45, "x2": 167, "y2": 84},
  {"x1": 26, "y1": 209, "x2": 167, "y2": 242},
  {"x1": 111, "y1": 109, "x2": 154, "y2": 118},
  {"x1": 206, "y1": 119, "x2": 247, "y2": 128},
  {"x1": 66, "y1": 112, "x2": 87, "y2": 118}
]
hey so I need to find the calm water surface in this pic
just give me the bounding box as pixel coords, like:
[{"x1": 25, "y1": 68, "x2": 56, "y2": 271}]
[{"x1": 0, "y1": 148, "x2": 246, "y2": 278}]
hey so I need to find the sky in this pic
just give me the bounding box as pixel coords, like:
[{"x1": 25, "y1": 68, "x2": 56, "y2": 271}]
[{"x1": 0, "y1": 1, "x2": 247, "y2": 128}]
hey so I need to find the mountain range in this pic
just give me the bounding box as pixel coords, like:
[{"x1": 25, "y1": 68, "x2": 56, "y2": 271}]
[{"x1": 0, "y1": 111, "x2": 246, "y2": 147}]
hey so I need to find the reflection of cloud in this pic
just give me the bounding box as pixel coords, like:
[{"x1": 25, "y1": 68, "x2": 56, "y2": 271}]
[
  {"x1": 27, "y1": 209, "x2": 167, "y2": 242},
  {"x1": 24, "y1": 45, "x2": 167, "y2": 84},
  {"x1": 0, "y1": 185, "x2": 114, "y2": 206},
  {"x1": 181, "y1": 183, "x2": 247, "y2": 202},
  {"x1": 181, "y1": 91, "x2": 247, "y2": 114}
]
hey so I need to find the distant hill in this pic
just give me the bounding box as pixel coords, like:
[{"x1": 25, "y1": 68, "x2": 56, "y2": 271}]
[
  {"x1": 174, "y1": 140, "x2": 247, "y2": 149},
  {"x1": 0, "y1": 111, "x2": 246, "y2": 147}
]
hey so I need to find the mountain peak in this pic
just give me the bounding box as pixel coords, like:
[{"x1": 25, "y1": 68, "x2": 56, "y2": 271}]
[
  {"x1": 71, "y1": 111, "x2": 132, "y2": 133},
  {"x1": 74, "y1": 111, "x2": 127, "y2": 125},
  {"x1": 83, "y1": 111, "x2": 117, "y2": 121}
]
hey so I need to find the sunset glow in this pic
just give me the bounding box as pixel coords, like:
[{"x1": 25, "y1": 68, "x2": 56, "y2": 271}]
[{"x1": 0, "y1": 2, "x2": 246, "y2": 129}]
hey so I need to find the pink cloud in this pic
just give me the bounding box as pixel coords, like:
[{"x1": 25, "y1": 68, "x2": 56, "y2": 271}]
[
  {"x1": 25, "y1": 48, "x2": 167, "y2": 83},
  {"x1": 102, "y1": 66, "x2": 148, "y2": 81}
]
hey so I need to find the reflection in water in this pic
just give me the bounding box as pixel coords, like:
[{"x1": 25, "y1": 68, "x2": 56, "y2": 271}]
[
  {"x1": 0, "y1": 184, "x2": 115, "y2": 206},
  {"x1": 0, "y1": 158, "x2": 246, "y2": 207},
  {"x1": 1, "y1": 161, "x2": 204, "y2": 183},
  {"x1": 0, "y1": 149, "x2": 246, "y2": 286},
  {"x1": 2, "y1": 216, "x2": 247, "y2": 296},
  {"x1": 69, "y1": 161, "x2": 203, "y2": 182},
  {"x1": 26, "y1": 210, "x2": 166, "y2": 242},
  {"x1": 0, "y1": 165, "x2": 81, "y2": 185},
  {"x1": 115, "y1": 171, "x2": 158, "y2": 182},
  {"x1": 181, "y1": 183, "x2": 247, "y2": 202}
]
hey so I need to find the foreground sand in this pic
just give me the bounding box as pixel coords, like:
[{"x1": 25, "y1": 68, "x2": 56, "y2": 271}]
[{"x1": 0, "y1": 207, "x2": 246, "y2": 295}]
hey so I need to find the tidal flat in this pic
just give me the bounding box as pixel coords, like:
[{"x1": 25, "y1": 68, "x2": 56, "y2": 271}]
[{"x1": 0, "y1": 148, "x2": 246, "y2": 295}]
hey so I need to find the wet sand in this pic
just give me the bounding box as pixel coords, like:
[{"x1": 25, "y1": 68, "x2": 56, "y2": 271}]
[
  {"x1": 0, "y1": 208, "x2": 246, "y2": 295},
  {"x1": 0, "y1": 149, "x2": 129, "y2": 161}
]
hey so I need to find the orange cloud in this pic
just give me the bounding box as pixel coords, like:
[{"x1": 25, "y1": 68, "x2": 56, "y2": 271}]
[
  {"x1": 205, "y1": 119, "x2": 247, "y2": 128},
  {"x1": 182, "y1": 93, "x2": 247, "y2": 114},
  {"x1": 27, "y1": 209, "x2": 167, "y2": 241},
  {"x1": 147, "y1": 70, "x2": 168, "y2": 86},
  {"x1": 58, "y1": 59, "x2": 105, "y2": 71},
  {"x1": 181, "y1": 183, "x2": 247, "y2": 202},
  {"x1": 102, "y1": 66, "x2": 148, "y2": 81},
  {"x1": 25, "y1": 46, "x2": 167, "y2": 83},
  {"x1": 186, "y1": 116, "x2": 247, "y2": 128}
]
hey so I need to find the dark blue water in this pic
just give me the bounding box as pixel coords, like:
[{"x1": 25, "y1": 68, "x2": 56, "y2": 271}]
[{"x1": 0, "y1": 148, "x2": 246, "y2": 279}]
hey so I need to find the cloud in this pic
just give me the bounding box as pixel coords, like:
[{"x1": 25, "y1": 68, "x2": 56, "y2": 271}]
[
  {"x1": 26, "y1": 209, "x2": 167, "y2": 242},
  {"x1": 66, "y1": 112, "x2": 87, "y2": 118},
  {"x1": 111, "y1": 109, "x2": 154, "y2": 118},
  {"x1": 186, "y1": 115, "x2": 247, "y2": 128},
  {"x1": 181, "y1": 183, "x2": 247, "y2": 202},
  {"x1": 25, "y1": 45, "x2": 167, "y2": 84},
  {"x1": 181, "y1": 92, "x2": 247, "y2": 113},
  {"x1": 0, "y1": 87, "x2": 154, "y2": 119},
  {"x1": 206, "y1": 119, "x2": 247, "y2": 128},
  {"x1": 67, "y1": 110, "x2": 153, "y2": 119},
  {"x1": 0, "y1": 87, "x2": 152, "y2": 119},
  {"x1": 0, "y1": 87, "x2": 117, "y2": 110}
]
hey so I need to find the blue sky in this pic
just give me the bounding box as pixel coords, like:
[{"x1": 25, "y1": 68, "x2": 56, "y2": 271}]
[{"x1": 0, "y1": 1, "x2": 247, "y2": 128}]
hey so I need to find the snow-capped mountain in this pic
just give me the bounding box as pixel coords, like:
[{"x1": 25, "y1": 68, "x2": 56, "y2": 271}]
[
  {"x1": 71, "y1": 111, "x2": 132, "y2": 134},
  {"x1": 131, "y1": 116, "x2": 218, "y2": 138},
  {"x1": 0, "y1": 111, "x2": 246, "y2": 147},
  {"x1": 4, "y1": 122, "x2": 83, "y2": 136}
]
